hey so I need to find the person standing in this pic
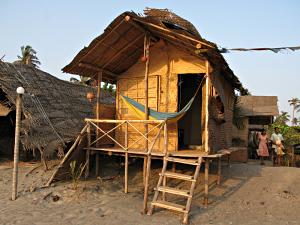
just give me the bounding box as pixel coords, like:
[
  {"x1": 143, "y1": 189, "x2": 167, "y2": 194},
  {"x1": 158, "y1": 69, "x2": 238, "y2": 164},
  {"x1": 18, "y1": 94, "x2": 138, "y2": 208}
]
[
  {"x1": 271, "y1": 127, "x2": 284, "y2": 166},
  {"x1": 258, "y1": 129, "x2": 269, "y2": 165}
]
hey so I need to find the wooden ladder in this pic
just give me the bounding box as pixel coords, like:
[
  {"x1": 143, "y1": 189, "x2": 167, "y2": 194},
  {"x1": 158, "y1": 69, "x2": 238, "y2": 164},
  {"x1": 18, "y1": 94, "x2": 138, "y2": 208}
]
[{"x1": 148, "y1": 154, "x2": 203, "y2": 224}]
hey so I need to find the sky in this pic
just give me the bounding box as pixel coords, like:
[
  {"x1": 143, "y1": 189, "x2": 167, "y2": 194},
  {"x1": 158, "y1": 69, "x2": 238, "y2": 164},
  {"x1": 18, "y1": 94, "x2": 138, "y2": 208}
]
[{"x1": 1, "y1": 0, "x2": 299, "y2": 117}]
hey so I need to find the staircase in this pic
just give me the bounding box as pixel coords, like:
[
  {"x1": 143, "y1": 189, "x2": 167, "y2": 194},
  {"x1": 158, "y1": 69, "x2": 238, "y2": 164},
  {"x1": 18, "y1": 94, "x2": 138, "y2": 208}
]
[{"x1": 148, "y1": 154, "x2": 203, "y2": 224}]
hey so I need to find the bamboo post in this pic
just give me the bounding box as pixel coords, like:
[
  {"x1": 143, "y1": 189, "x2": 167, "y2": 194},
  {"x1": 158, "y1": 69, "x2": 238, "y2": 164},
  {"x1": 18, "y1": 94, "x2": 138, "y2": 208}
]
[
  {"x1": 85, "y1": 122, "x2": 91, "y2": 179},
  {"x1": 95, "y1": 71, "x2": 102, "y2": 177},
  {"x1": 11, "y1": 87, "x2": 25, "y2": 201},
  {"x1": 162, "y1": 122, "x2": 168, "y2": 201},
  {"x1": 205, "y1": 61, "x2": 210, "y2": 153},
  {"x1": 217, "y1": 156, "x2": 221, "y2": 185},
  {"x1": 204, "y1": 158, "x2": 210, "y2": 206},
  {"x1": 124, "y1": 122, "x2": 129, "y2": 193},
  {"x1": 142, "y1": 33, "x2": 151, "y2": 214},
  {"x1": 46, "y1": 124, "x2": 88, "y2": 186}
]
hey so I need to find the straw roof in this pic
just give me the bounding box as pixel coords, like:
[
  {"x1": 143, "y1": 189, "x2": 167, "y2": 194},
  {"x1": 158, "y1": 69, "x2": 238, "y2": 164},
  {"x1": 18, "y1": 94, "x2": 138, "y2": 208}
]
[
  {"x1": 63, "y1": 8, "x2": 244, "y2": 92},
  {"x1": 0, "y1": 62, "x2": 114, "y2": 155},
  {"x1": 238, "y1": 96, "x2": 279, "y2": 117}
]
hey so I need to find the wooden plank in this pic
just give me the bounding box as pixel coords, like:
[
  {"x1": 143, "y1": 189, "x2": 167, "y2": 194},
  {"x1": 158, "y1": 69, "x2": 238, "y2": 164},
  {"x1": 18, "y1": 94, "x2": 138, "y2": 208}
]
[
  {"x1": 151, "y1": 200, "x2": 187, "y2": 213},
  {"x1": 166, "y1": 157, "x2": 199, "y2": 165},
  {"x1": 160, "y1": 172, "x2": 195, "y2": 181},
  {"x1": 156, "y1": 186, "x2": 191, "y2": 197}
]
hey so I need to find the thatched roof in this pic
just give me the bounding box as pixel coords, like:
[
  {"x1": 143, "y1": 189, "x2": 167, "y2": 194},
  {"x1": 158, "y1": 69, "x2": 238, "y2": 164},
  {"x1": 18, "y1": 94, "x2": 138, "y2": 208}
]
[
  {"x1": 238, "y1": 96, "x2": 279, "y2": 117},
  {"x1": 0, "y1": 62, "x2": 114, "y2": 155},
  {"x1": 63, "y1": 8, "x2": 244, "y2": 92}
]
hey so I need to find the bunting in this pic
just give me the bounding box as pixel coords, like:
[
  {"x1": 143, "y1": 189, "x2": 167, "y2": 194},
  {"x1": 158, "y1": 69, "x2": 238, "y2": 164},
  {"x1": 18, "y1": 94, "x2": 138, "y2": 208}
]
[{"x1": 219, "y1": 46, "x2": 300, "y2": 53}]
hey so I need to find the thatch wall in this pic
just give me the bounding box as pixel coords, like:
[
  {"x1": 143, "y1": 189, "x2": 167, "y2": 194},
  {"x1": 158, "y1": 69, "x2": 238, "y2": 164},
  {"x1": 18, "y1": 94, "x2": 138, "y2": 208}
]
[{"x1": 0, "y1": 62, "x2": 115, "y2": 156}]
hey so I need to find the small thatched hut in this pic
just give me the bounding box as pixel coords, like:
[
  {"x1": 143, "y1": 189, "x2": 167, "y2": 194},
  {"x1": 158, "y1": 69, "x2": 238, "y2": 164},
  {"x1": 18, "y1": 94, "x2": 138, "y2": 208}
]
[
  {"x1": 0, "y1": 62, "x2": 115, "y2": 159},
  {"x1": 63, "y1": 8, "x2": 245, "y2": 154}
]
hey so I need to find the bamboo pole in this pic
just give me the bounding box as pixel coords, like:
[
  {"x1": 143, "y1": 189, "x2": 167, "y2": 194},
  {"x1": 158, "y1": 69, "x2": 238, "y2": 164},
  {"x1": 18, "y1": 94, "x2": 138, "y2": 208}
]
[
  {"x1": 11, "y1": 87, "x2": 24, "y2": 200},
  {"x1": 162, "y1": 122, "x2": 168, "y2": 201},
  {"x1": 85, "y1": 122, "x2": 91, "y2": 179},
  {"x1": 124, "y1": 122, "x2": 129, "y2": 193},
  {"x1": 46, "y1": 124, "x2": 88, "y2": 186},
  {"x1": 204, "y1": 159, "x2": 210, "y2": 206},
  {"x1": 85, "y1": 118, "x2": 164, "y2": 124},
  {"x1": 95, "y1": 71, "x2": 102, "y2": 177},
  {"x1": 142, "y1": 33, "x2": 150, "y2": 214},
  {"x1": 132, "y1": 18, "x2": 215, "y2": 49},
  {"x1": 205, "y1": 61, "x2": 210, "y2": 153},
  {"x1": 217, "y1": 156, "x2": 221, "y2": 185}
]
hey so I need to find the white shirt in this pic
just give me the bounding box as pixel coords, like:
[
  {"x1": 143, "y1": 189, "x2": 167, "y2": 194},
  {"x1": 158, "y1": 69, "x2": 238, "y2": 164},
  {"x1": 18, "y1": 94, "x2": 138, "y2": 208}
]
[{"x1": 271, "y1": 133, "x2": 284, "y2": 149}]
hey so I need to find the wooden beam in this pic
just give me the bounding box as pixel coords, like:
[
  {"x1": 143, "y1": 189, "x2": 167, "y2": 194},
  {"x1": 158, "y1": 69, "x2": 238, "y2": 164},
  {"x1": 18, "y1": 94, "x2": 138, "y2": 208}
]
[
  {"x1": 68, "y1": 18, "x2": 125, "y2": 72},
  {"x1": 132, "y1": 18, "x2": 215, "y2": 49},
  {"x1": 85, "y1": 122, "x2": 91, "y2": 179},
  {"x1": 205, "y1": 61, "x2": 210, "y2": 153},
  {"x1": 143, "y1": 33, "x2": 151, "y2": 214},
  {"x1": 204, "y1": 159, "x2": 210, "y2": 206},
  {"x1": 84, "y1": 118, "x2": 165, "y2": 124},
  {"x1": 95, "y1": 71, "x2": 102, "y2": 176},
  {"x1": 78, "y1": 62, "x2": 118, "y2": 78},
  {"x1": 102, "y1": 33, "x2": 144, "y2": 69},
  {"x1": 124, "y1": 122, "x2": 129, "y2": 193}
]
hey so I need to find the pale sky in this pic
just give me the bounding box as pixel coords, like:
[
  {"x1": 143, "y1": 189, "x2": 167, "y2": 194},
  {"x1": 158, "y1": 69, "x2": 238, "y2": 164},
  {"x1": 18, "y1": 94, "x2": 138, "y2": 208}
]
[{"x1": 1, "y1": 0, "x2": 299, "y2": 117}]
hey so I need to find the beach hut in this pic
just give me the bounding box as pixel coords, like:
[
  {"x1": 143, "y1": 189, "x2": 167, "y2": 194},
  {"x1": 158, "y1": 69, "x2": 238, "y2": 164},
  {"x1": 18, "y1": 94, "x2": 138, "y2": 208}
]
[
  {"x1": 62, "y1": 8, "x2": 246, "y2": 223},
  {"x1": 0, "y1": 62, "x2": 115, "y2": 165},
  {"x1": 63, "y1": 8, "x2": 244, "y2": 154}
]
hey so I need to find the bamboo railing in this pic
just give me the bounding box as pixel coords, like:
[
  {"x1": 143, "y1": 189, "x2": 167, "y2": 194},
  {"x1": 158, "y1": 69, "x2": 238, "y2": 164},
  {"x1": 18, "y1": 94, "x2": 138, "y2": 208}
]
[{"x1": 84, "y1": 118, "x2": 167, "y2": 212}]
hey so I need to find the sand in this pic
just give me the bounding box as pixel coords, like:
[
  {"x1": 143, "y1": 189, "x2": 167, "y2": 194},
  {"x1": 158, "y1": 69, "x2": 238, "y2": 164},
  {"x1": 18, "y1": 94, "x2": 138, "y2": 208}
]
[{"x1": 0, "y1": 158, "x2": 299, "y2": 225}]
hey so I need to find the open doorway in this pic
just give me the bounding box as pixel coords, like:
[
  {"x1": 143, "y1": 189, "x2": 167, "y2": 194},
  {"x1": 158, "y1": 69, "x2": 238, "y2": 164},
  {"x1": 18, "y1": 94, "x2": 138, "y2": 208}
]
[
  {"x1": 0, "y1": 89, "x2": 15, "y2": 159},
  {"x1": 178, "y1": 74, "x2": 203, "y2": 149}
]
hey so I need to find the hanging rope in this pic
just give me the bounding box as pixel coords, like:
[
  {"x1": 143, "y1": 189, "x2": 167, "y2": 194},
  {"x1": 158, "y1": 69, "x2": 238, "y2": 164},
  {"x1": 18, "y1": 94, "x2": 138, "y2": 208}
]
[{"x1": 8, "y1": 64, "x2": 66, "y2": 146}]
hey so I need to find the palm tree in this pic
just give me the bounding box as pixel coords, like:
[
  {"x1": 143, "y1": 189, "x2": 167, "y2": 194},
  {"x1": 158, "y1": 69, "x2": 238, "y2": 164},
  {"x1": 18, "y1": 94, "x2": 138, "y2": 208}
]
[
  {"x1": 288, "y1": 98, "x2": 300, "y2": 125},
  {"x1": 17, "y1": 45, "x2": 41, "y2": 68},
  {"x1": 292, "y1": 117, "x2": 299, "y2": 126},
  {"x1": 274, "y1": 111, "x2": 290, "y2": 125}
]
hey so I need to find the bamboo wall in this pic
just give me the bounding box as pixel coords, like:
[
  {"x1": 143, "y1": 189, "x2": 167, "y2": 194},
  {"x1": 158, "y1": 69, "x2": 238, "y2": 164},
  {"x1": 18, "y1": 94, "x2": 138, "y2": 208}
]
[
  {"x1": 94, "y1": 103, "x2": 116, "y2": 145},
  {"x1": 115, "y1": 40, "x2": 207, "y2": 152},
  {"x1": 114, "y1": 40, "x2": 234, "y2": 152}
]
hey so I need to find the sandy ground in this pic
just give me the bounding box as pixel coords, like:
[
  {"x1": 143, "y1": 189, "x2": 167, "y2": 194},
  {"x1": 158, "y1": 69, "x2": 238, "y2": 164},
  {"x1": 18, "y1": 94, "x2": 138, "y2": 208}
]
[{"x1": 0, "y1": 158, "x2": 299, "y2": 225}]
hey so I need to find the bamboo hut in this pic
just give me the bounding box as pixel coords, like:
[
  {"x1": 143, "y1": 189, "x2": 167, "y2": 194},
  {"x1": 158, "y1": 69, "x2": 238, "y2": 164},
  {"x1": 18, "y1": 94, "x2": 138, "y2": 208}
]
[
  {"x1": 0, "y1": 62, "x2": 115, "y2": 160},
  {"x1": 61, "y1": 9, "x2": 247, "y2": 223},
  {"x1": 63, "y1": 8, "x2": 245, "y2": 155}
]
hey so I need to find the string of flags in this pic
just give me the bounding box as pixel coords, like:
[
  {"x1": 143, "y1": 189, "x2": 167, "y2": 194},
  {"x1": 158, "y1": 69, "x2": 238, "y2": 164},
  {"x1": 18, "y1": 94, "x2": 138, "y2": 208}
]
[{"x1": 219, "y1": 46, "x2": 300, "y2": 53}]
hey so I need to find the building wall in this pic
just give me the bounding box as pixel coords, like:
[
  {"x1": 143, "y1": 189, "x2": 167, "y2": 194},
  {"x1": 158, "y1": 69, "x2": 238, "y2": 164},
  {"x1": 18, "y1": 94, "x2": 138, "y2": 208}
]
[
  {"x1": 115, "y1": 40, "x2": 234, "y2": 152},
  {"x1": 232, "y1": 118, "x2": 249, "y2": 147},
  {"x1": 208, "y1": 70, "x2": 235, "y2": 152}
]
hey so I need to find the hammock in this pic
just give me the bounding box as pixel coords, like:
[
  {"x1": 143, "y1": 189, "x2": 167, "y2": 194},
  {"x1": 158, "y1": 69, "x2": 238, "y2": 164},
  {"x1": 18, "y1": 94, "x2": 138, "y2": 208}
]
[{"x1": 121, "y1": 75, "x2": 207, "y2": 123}]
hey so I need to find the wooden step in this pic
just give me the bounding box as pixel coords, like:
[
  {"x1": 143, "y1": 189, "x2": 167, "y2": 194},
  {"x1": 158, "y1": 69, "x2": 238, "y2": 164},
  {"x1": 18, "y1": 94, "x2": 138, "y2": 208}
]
[
  {"x1": 155, "y1": 186, "x2": 191, "y2": 197},
  {"x1": 166, "y1": 157, "x2": 199, "y2": 166},
  {"x1": 151, "y1": 200, "x2": 187, "y2": 213},
  {"x1": 160, "y1": 172, "x2": 196, "y2": 182}
]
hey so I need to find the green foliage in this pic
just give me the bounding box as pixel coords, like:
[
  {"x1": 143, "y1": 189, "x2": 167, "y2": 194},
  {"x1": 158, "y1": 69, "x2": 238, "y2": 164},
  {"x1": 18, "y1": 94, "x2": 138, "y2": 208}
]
[
  {"x1": 69, "y1": 160, "x2": 86, "y2": 190},
  {"x1": 17, "y1": 45, "x2": 41, "y2": 68},
  {"x1": 103, "y1": 82, "x2": 109, "y2": 90},
  {"x1": 270, "y1": 111, "x2": 300, "y2": 146}
]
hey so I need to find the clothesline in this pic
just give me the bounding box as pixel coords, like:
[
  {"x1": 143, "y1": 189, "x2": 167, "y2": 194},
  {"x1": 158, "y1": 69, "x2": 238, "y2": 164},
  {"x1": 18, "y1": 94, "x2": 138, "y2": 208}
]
[{"x1": 219, "y1": 46, "x2": 300, "y2": 53}]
